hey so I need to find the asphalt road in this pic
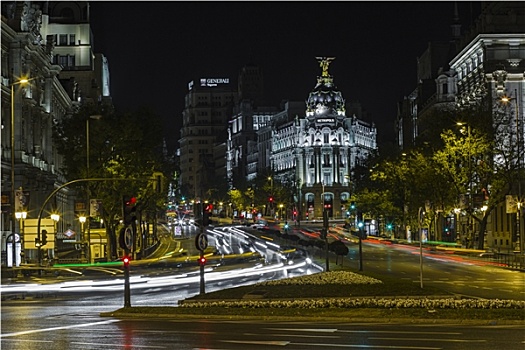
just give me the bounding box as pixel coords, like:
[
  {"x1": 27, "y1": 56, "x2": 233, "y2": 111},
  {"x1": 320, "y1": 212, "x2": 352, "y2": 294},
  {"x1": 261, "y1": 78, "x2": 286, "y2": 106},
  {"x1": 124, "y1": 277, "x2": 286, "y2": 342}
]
[
  {"x1": 1, "y1": 311, "x2": 523, "y2": 350},
  {"x1": 2, "y1": 223, "x2": 524, "y2": 350}
]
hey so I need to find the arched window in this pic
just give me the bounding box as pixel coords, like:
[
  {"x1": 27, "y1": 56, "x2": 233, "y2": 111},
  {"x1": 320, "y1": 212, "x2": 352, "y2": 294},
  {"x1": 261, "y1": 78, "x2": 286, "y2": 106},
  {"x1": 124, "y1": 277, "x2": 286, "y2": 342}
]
[{"x1": 60, "y1": 7, "x2": 74, "y2": 19}]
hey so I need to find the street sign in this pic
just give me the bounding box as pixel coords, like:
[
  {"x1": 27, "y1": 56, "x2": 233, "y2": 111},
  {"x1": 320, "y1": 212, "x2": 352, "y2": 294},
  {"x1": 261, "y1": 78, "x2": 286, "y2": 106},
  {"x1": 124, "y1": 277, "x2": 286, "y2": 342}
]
[
  {"x1": 124, "y1": 226, "x2": 133, "y2": 250},
  {"x1": 195, "y1": 233, "x2": 208, "y2": 251}
]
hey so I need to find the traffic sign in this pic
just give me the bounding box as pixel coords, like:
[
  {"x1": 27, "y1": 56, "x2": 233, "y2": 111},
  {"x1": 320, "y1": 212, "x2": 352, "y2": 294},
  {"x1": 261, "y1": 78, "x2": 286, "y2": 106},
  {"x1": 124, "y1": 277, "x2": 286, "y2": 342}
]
[
  {"x1": 124, "y1": 226, "x2": 133, "y2": 250},
  {"x1": 195, "y1": 233, "x2": 208, "y2": 251}
]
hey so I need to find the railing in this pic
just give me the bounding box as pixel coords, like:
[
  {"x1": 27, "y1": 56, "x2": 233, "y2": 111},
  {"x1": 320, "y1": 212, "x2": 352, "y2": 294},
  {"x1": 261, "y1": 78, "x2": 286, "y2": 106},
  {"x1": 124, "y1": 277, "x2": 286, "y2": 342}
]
[{"x1": 478, "y1": 252, "x2": 524, "y2": 270}]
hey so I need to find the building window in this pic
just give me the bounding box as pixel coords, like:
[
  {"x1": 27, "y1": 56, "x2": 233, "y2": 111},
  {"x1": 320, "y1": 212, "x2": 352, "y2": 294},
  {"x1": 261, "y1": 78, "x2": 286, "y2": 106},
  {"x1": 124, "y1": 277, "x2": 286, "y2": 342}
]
[
  {"x1": 69, "y1": 34, "x2": 75, "y2": 45},
  {"x1": 59, "y1": 34, "x2": 68, "y2": 46},
  {"x1": 58, "y1": 55, "x2": 68, "y2": 66}
]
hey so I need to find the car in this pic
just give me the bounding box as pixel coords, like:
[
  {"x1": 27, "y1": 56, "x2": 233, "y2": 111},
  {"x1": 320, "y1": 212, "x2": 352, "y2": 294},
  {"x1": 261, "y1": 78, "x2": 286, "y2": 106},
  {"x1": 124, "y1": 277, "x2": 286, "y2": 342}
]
[{"x1": 249, "y1": 223, "x2": 267, "y2": 230}]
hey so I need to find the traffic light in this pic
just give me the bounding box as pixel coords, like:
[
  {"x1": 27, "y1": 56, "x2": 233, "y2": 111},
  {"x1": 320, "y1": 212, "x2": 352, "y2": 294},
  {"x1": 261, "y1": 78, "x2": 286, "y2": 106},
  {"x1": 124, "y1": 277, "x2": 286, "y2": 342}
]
[
  {"x1": 198, "y1": 256, "x2": 206, "y2": 266},
  {"x1": 122, "y1": 195, "x2": 137, "y2": 225},
  {"x1": 122, "y1": 255, "x2": 131, "y2": 268},
  {"x1": 269, "y1": 196, "x2": 273, "y2": 203},
  {"x1": 41, "y1": 230, "x2": 48, "y2": 246},
  {"x1": 202, "y1": 203, "x2": 212, "y2": 226},
  {"x1": 386, "y1": 223, "x2": 393, "y2": 230},
  {"x1": 350, "y1": 202, "x2": 356, "y2": 210}
]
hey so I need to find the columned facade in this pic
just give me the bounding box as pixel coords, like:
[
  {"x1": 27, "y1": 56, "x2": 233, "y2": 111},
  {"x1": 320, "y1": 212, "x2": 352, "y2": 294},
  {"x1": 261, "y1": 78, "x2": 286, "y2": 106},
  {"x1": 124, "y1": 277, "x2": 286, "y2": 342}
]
[{"x1": 272, "y1": 58, "x2": 377, "y2": 221}]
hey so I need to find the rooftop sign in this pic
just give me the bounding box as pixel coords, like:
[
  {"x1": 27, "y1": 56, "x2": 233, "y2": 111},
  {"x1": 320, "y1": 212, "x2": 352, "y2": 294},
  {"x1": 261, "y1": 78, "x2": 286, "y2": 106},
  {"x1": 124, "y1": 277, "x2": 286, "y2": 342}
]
[
  {"x1": 188, "y1": 78, "x2": 230, "y2": 90},
  {"x1": 200, "y1": 78, "x2": 229, "y2": 87}
]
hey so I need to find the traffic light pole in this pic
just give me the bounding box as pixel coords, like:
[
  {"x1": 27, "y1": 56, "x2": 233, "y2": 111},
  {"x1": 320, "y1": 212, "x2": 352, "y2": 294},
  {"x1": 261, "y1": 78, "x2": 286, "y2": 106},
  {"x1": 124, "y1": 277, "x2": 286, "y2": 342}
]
[
  {"x1": 199, "y1": 250, "x2": 205, "y2": 295},
  {"x1": 123, "y1": 252, "x2": 131, "y2": 308},
  {"x1": 358, "y1": 230, "x2": 363, "y2": 271}
]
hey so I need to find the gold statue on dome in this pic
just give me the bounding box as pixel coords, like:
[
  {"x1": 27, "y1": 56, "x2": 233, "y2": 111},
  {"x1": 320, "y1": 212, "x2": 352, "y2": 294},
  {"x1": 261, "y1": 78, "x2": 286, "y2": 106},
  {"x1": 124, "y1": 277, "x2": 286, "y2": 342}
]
[{"x1": 316, "y1": 57, "x2": 335, "y2": 77}]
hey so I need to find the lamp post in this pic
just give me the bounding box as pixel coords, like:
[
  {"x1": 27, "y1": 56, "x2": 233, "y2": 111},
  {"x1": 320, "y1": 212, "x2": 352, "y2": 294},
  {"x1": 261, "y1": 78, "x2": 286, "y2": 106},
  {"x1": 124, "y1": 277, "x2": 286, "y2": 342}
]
[
  {"x1": 51, "y1": 214, "x2": 60, "y2": 263},
  {"x1": 14, "y1": 211, "x2": 27, "y2": 267},
  {"x1": 10, "y1": 78, "x2": 30, "y2": 235},
  {"x1": 79, "y1": 215, "x2": 86, "y2": 262},
  {"x1": 502, "y1": 91, "x2": 522, "y2": 253},
  {"x1": 86, "y1": 114, "x2": 102, "y2": 263}
]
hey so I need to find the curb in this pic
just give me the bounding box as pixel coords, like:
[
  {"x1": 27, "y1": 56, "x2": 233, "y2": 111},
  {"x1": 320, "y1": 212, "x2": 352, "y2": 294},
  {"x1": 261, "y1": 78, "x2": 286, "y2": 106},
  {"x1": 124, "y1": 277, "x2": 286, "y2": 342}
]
[{"x1": 99, "y1": 309, "x2": 525, "y2": 325}]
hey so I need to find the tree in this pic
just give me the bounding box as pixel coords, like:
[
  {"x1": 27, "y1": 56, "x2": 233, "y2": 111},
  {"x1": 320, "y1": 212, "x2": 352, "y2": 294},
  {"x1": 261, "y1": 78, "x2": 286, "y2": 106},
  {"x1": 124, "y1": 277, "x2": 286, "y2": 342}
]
[
  {"x1": 53, "y1": 106, "x2": 170, "y2": 259},
  {"x1": 432, "y1": 114, "x2": 513, "y2": 249}
]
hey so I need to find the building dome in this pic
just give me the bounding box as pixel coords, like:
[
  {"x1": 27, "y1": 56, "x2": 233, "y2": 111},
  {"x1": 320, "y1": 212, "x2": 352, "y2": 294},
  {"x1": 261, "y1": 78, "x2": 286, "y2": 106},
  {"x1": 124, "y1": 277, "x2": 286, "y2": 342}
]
[{"x1": 306, "y1": 57, "x2": 346, "y2": 117}]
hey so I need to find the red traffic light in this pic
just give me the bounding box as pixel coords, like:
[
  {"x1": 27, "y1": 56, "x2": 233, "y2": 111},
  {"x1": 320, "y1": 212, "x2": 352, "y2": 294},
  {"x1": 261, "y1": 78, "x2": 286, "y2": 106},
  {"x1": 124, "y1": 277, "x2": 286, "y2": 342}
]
[
  {"x1": 198, "y1": 256, "x2": 206, "y2": 266},
  {"x1": 122, "y1": 256, "x2": 131, "y2": 266},
  {"x1": 269, "y1": 197, "x2": 273, "y2": 202},
  {"x1": 125, "y1": 196, "x2": 137, "y2": 206}
]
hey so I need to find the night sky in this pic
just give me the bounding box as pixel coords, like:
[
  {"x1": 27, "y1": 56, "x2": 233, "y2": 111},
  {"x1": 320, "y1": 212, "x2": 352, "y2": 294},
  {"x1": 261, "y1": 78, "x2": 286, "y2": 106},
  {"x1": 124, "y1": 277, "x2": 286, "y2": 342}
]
[{"x1": 89, "y1": 1, "x2": 482, "y2": 151}]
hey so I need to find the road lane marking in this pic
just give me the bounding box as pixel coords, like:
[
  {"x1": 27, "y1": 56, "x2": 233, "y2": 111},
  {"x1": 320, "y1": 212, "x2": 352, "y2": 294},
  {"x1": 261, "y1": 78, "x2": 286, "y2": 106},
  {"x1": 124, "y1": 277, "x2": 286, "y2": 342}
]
[
  {"x1": 222, "y1": 340, "x2": 291, "y2": 345},
  {"x1": 291, "y1": 342, "x2": 441, "y2": 349},
  {"x1": 245, "y1": 332, "x2": 339, "y2": 338},
  {"x1": 72, "y1": 342, "x2": 166, "y2": 348},
  {"x1": 369, "y1": 337, "x2": 486, "y2": 343},
  {"x1": 0, "y1": 319, "x2": 120, "y2": 338},
  {"x1": 338, "y1": 330, "x2": 462, "y2": 335},
  {"x1": 265, "y1": 328, "x2": 338, "y2": 332}
]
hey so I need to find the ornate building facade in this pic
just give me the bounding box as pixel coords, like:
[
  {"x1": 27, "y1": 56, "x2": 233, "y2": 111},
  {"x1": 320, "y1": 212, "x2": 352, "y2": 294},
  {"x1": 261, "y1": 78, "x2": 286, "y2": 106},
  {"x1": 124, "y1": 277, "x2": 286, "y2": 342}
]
[
  {"x1": 272, "y1": 58, "x2": 377, "y2": 220},
  {"x1": 1, "y1": 1, "x2": 111, "y2": 264},
  {"x1": 395, "y1": 2, "x2": 524, "y2": 251}
]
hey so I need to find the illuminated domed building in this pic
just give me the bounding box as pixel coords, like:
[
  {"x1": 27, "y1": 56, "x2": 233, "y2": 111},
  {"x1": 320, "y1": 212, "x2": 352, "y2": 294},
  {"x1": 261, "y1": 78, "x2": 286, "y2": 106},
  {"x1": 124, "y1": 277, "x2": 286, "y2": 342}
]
[{"x1": 271, "y1": 57, "x2": 377, "y2": 221}]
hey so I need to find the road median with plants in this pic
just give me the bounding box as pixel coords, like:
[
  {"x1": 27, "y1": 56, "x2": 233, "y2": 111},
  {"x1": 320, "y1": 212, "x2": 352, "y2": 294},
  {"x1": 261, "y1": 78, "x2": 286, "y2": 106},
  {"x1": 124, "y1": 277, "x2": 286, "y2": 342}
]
[{"x1": 102, "y1": 269, "x2": 525, "y2": 324}]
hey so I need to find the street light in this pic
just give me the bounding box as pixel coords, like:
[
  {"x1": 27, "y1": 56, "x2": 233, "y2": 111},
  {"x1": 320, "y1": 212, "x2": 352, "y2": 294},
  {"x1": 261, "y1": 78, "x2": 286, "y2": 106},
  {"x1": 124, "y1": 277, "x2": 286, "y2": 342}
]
[
  {"x1": 14, "y1": 211, "x2": 27, "y2": 267},
  {"x1": 79, "y1": 215, "x2": 86, "y2": 262},
  {"x1": 11, "y1": 78, "x2": 31, "y2": 235},
  {"x1": 51, "y1": 213, "x2": 60, "y2": 223}
]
